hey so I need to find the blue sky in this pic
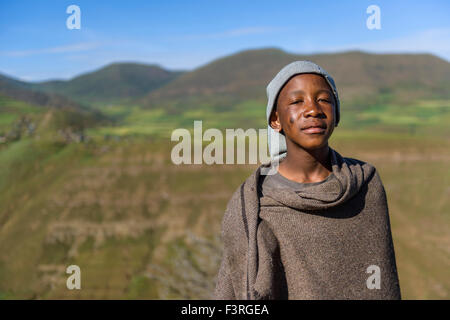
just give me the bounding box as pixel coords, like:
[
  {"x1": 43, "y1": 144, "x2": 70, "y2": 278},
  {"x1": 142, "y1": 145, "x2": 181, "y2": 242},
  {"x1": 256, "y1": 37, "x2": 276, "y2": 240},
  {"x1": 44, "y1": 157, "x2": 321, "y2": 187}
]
[{"x1": 1, "y1": 0, "x2": 449, "y2": 81}]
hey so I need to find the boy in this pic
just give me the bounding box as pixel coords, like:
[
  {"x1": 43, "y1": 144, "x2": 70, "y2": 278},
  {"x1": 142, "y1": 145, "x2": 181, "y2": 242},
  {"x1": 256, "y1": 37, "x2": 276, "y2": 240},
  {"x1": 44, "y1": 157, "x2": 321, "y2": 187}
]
[{"x1": 214, "y1": 61, "x2": 401, "y2": 299}]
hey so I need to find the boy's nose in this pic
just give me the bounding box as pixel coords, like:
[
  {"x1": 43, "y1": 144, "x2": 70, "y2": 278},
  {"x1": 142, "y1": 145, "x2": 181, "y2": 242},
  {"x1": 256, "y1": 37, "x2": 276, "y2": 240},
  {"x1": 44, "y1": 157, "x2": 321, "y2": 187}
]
[{"x1": 303, "y1": 100, "x2": 324, "y2": 118}]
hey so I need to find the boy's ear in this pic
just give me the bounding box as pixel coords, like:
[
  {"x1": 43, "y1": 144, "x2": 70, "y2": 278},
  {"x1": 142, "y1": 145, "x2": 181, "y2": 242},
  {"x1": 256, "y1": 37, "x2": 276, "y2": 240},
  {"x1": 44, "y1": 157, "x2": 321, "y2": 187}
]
[{"x1": 269, "y1": 109, "x2": 282, "y2": 133}]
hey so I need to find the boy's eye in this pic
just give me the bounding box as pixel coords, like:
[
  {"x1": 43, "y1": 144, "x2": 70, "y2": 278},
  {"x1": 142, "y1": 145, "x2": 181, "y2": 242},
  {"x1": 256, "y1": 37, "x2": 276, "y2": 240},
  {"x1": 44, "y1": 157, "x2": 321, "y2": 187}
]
[
  {"x1": 290, "y1": 99, "x2": 303, "y2": 104},
  {"x1": 318, "y1": 98, "x2": 330, "y2": 103}
]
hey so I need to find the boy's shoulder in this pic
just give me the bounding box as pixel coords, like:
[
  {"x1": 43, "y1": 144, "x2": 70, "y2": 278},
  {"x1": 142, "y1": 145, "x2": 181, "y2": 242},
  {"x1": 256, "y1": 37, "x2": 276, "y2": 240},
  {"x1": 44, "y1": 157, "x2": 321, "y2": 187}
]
[
  {"x1": 342, "y1": 155, "x2": 372, "y2": 167},
  {"x1": 343, "y1": 155, "x2": 371, "y2": 168},
  {"x1": 343, "y1": 155, "x2": 379, "y2": 171},
  {"x1": 342, "y1": 156, "x2": 385, "y2": 189},
  {"x1": 224, "y1": 166, "x2": 262, "y2": 209}
]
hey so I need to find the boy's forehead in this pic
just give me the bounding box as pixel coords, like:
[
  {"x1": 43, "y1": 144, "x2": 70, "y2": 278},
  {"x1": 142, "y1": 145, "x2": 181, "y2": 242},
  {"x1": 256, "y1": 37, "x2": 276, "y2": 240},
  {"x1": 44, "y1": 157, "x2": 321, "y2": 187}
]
[{"x1": 281, "y1": 73, "x2": 331, "y2": 95}]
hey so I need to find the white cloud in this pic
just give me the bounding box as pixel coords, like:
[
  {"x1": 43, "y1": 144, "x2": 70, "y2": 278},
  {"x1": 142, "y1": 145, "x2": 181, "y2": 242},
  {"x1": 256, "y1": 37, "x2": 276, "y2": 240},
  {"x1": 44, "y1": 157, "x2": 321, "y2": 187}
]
[
  {"x1": 178, "y1": 26, "x2": 288, "y2": 41},
  {"x1": 16, "y1": 75, "x2": 35, "y2": 81},
  {"x1": 1, "y1": 42, "x2": 102, "y2": 57}
]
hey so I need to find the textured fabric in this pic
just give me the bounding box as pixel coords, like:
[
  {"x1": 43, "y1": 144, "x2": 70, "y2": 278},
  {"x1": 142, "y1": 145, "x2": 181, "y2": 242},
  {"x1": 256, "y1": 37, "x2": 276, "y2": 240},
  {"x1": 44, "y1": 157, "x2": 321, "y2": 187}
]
[
  {"x1": 266, "y1": 61, "x2": 341, "y2": 161},
  {"x1": 214, "y1": 147, "x2": 401, "y2": 300},
  {"x1": 260, "y1": 168, "x2": 335, "y2": 195}
]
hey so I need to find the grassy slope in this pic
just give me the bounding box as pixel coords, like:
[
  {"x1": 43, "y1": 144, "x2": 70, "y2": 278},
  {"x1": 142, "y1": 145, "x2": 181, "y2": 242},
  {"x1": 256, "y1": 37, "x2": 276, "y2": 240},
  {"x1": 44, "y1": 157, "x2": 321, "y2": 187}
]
[
  {"x1": 0, "y1": 127, "x2": 448, "y2": 299},
  {"x1": 87, "y1": 98, "x2": 450, "y2": 139},
  {"x1": 0, "y1": 95, "x2": 44, "y2": 133}
]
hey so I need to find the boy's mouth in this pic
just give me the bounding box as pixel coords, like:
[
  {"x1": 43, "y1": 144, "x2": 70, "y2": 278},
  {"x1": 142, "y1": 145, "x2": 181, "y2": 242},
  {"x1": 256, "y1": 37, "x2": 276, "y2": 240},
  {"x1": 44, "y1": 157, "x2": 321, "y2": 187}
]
[{"x1": 301, "y1": 122, "x2": 327, "y2": 134}]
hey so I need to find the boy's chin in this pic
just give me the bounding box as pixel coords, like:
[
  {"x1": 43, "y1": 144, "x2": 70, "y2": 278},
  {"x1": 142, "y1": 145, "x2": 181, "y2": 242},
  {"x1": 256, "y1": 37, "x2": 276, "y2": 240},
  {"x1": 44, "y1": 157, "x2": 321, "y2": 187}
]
[{"x1": 293, "y1": 138, "x2": 329, "y2": 151}]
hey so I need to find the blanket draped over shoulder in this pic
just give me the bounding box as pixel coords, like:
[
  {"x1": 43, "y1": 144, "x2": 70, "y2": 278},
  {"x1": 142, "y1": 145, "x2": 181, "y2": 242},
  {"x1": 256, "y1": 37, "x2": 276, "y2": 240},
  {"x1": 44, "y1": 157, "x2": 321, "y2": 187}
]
[{"x1": 214, "y1": 148, "x2": 401, "y2": 300}]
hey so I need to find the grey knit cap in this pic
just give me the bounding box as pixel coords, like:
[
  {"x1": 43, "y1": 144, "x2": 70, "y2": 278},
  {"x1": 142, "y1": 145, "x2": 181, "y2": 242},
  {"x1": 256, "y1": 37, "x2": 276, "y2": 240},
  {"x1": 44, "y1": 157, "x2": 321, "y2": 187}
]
[{"x1": 266, "y1": 61, "x2": 340, "y2": 161}]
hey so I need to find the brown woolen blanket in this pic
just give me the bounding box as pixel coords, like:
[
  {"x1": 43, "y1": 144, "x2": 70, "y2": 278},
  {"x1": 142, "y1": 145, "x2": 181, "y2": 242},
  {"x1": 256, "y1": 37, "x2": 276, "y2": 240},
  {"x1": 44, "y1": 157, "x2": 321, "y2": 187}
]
[{"x1": 214, "y1": 148, "x2": 401, "y2": 299}]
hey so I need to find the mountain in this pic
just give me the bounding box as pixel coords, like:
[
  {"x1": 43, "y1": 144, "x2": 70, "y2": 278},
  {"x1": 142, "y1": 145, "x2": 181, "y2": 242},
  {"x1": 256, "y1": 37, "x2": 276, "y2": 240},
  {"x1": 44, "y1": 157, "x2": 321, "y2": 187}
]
[
  {"x1": 7, "y1": 49, "x2": 450, "y2": 112},
  {"x1": 141, "y1": 48, "x2": 450, "y2": 111},
  {"x1": 0, "y1": 73, "x2": 88, "y2": 110},
  {"x1": 32, "y1": 63, "x2": 184, "y2": 106},
  {"x1": 0, "y1": 74, "x2": 107, "y2": 140}
]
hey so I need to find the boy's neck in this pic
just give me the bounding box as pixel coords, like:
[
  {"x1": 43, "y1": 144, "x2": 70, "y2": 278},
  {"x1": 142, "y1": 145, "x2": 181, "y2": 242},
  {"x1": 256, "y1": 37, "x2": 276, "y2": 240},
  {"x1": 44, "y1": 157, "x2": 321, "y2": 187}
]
[{"x1": 277, "y1": 144, "x2": 332, "y2": 184}]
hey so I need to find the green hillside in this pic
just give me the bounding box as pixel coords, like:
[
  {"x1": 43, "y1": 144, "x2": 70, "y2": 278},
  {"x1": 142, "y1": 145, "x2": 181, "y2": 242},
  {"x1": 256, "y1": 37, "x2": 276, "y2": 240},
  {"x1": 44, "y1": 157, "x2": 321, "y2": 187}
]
[
  {"x1": 31, "y1": 63, "x2": 183, "y2": 107},
  {"x1": 13, "y1": 48, "x2": 450, "y2": 113},
  {"x1": 0, "y1": 74, "x2": 89, "y2": 111},
  {"x1": 0, "y1": 95, "x2": 43, "y2": 134},
  {"x1": 141, "y1": 48, "x2": 450, "y2": 111},
  {"x1": 0, "y1": 49, "x2": 449, "y2": 299}
]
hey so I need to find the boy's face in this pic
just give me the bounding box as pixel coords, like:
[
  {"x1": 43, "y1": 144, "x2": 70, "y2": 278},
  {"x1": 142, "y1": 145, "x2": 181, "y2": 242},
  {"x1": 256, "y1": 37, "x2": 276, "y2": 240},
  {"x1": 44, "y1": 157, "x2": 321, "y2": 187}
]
[{"x1": 270, "y1": 73, "x2": 336, "y2": 151}]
